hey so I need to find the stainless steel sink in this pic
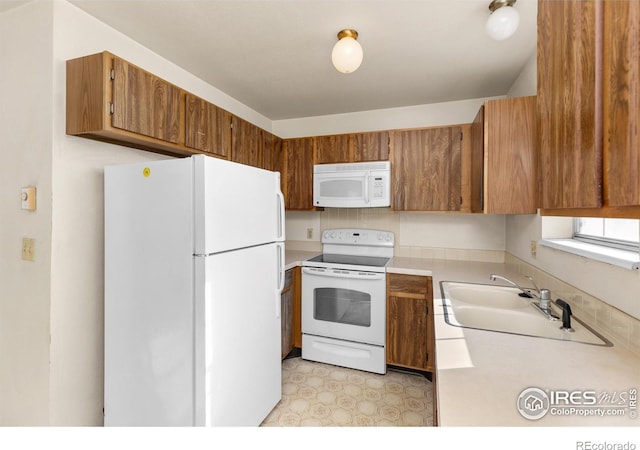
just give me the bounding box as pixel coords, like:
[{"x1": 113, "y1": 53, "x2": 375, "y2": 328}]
[{"x1": 440, "y1": 281, "x2": 611, "y2": 346}]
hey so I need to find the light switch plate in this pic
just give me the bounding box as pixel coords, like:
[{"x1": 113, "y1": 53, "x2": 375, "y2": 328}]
[{"x1": 22, "y1": 238, "x2": 35, "y2": 261}]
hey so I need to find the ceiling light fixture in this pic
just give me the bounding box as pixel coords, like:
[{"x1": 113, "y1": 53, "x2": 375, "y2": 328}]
[
  {"x1": 486, "y1": 0, "x2": 520, "y2": 41},
  {"x1": 331, "y1": 29, "x2": 363, "y2": 74}
]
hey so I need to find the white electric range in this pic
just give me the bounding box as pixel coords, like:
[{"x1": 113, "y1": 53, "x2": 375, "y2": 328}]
[{"x1": 301, "y1": 228, "x2": 394, "y2": 374}]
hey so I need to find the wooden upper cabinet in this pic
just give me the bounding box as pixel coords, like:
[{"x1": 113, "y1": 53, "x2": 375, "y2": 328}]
[
  {"x1": 353, "y1": 131, "x2": 389, "y2": 162},
  {"x1": 262, "y1": 131, "x2": 283, "y2": 173},
  {"x1": 67, "y1": 51, "x2": 192, "y2": 156},
  {"x1": 390, "y1": 126, "x2": 462, "y2": 212},
  {"x1": 283, "y1": 137, "x2": 314, "y2": 210},
  {"x1": 537, "y1": 0, "x2": 603, "y2": 209},
  {"x1": 314, "y1": 134, "x2": 351, "y2": 164},
  {"x1": 111, "y1": 57, "x2": 183, "y2": 144},
  {"x1": 231, "y1": 116, "x2": 262, "y2": 168},
  {"x1": 184, "y1": 93, "x2": 231, "y2": 158},
  {"x1": 314, "y1": 131, "x2": 390, "y2": 164},
  {"x1": 471, "y1": 96, "x2": 537, "y2": 214},
  {"x1": 604, "y1": 1, "x2": 640, "y2": 207}
]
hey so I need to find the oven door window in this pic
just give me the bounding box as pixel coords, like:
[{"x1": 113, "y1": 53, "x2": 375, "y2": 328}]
[{"x1": 313, "y1": 287, "x2": 371, "y2": 327}]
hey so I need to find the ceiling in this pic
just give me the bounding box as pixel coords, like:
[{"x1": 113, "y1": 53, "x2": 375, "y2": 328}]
[{"x1": 4, "y1": 0, "x2": 538, "y2": 120}]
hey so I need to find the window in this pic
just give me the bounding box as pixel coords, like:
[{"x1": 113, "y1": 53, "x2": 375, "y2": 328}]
[
  {"x1": 540, "y1": 217, "x2": 639, "y2": 270},
  {"x1": 574, "y1": 218, "x2": 639, "y2": 252}
]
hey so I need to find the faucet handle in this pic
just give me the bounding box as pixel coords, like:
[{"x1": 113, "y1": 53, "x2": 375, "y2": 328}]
[
  {"x1": 539, "y1": 288, "x2": 551, "y2": 309},
  {"x1": 524, "y1": 275, "x2": 541, "y2": 294}
]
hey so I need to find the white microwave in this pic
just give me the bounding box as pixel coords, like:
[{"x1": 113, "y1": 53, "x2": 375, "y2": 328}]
[{"x1": 313, "y1": 161, "x2": 391, "y2": 208}]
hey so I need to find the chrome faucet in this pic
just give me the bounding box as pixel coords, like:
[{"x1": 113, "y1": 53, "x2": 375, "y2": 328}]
[
  {"x1": 489, "y1": 274, "x2": 535, "y2": 298},
  {"x1": 489, "y1": 274, "x2": 558, "y2": 320}
]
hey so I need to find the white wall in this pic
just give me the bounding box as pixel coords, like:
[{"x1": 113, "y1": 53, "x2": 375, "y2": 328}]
[
  {"x1": 0, "y1": 1, "x2": 54, "y2": 426},
  {"x1": 273, "y1": 97, "x2": 501, "y2": 138},
  {"x1": 507, "y1": 215, "x2": 640, "y2": 320},
  {"x1": 507, "y1": 50, "x2": 537, "y2": 97}
]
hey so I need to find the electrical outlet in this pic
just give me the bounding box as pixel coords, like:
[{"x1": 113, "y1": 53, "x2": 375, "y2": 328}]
[
  {"x1": 306, "y1": 228, "x2": 313, "y2": 239},
  {"x1": 530, "y1": 240, "x2": 537, "y2": 258},
  {"x1": 22, "y1": 237, "x2": 35, "y2": 261}
]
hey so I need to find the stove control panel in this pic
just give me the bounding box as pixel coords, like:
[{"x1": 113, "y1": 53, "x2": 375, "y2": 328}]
[{"x1": 321, "y1": 228, "x2": 394, "y2": 247}]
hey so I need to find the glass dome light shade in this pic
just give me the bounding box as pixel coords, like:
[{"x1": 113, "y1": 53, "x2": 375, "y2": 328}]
[
  {"x1": 331, "y1": 36, "x2": 363, "y2": 74},
  {"x1": 486, "y1": 5, "x2": 520, "y2": 41}
]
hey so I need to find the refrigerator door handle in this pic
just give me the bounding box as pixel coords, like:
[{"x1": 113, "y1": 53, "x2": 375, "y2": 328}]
[
  {"x1": 276, "y1": 190, "x2": 285, "y2": 241},
  {"x1": 276, "y1": 242, "x2": 285, "y2": 318}
]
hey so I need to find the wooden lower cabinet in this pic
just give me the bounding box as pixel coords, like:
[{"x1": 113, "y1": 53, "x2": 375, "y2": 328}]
[
  {"x1": 282, "y1": 266, "x2": 301, "y2": 358},
  {"x1": 292, "y1": 267, "x2": 302, "y2": 349},
  {"x1": 281, "y1": 268, "x2": 294, "y2": 359},
  {"x1": 386, "y1": 273, "x2": 434, "y2": 372}
]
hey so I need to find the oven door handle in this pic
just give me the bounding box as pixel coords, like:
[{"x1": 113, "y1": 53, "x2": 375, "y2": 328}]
[{"x1": 302, "y1": 267, "x2": 385, "y2": 281}]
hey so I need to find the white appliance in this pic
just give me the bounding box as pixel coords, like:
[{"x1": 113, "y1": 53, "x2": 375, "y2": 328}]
[
  {"x1": 104, "y1": 154, "x2": 285, "y2": 426},
  {"x1": 313, "y1": 161, "x2": 391, "y2": 208},
  {"x1": 301, "y1": 229, "x2": 394, "y2": 374}
]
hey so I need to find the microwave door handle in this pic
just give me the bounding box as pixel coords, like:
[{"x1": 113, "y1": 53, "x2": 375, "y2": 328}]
[{"x1": 364, "y1": 173, "x2": 370, "y2": 204}]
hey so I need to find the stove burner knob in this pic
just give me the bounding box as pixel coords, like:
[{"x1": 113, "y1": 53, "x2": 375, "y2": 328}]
[
  {"x1": 330, "y1": 231, "x2": 337, "y2": 239},
  {"x1": 386, "y1": 234, "x2": 392, "y2": 241}
]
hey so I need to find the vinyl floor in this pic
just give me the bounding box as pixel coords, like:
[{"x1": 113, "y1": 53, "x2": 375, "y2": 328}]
[{"x1": 261, "y1": 357, "x2": 434, "y2": 427}]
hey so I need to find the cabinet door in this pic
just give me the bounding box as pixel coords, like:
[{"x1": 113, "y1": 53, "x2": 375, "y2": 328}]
[
  {"x1": 480, "y1": 96, "x2": 537, "y2": 214},
  {"x1": 231, "y1": 116, "x2": 262, "y2": 168},
  {"x1": 314, "y1": 134, "x2": 351, "y2": 164},
  {"x1": 386, "y1": 274, "x2": 433, "y2": 372},
  {"x1": 291, "y1": 267, "x2": 302, "y2": 348},
  {"x1": 538, "y1": 0, "x2": 603, "y2": 209},
  {"x1": 283, "y1": 138, "x2": 314, "y2": 210},
  {"x1": 184, "y1": 93, "x2": 231, "y2": 158},
  {"x1": 353, "y1": 131, "x2": 389, "y2": 162},
  {"x1": 471, "y1": 105, "x2": 485, "y2": 213},
  {"x1": 281, "y1": 269, "x2": 294, "y2": 359},
  {"x1": 112, "y1": 57, "x2": 183, "y2": 144},
  {"x1": 391, "y1": 126, "x2": 462, "y2": 211},
  {"x1": 262, "y1": 131, "x2": 283, "y2": 173},
  {"x1": 605, "y1": 1, "x2": 640, "y2": 207}
]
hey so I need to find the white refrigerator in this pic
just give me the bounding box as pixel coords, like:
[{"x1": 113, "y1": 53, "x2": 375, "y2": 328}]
[{"x1": 104, "y1": 154, "x2": 285, "y2": 426}]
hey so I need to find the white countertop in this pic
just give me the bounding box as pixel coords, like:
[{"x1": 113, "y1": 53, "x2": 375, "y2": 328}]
[
  {"x1": 389, "y1": 257, "x2": 640, "y2": 427},
  {"x1": 284, "y1": 250, "x2": 319, "y2": 271},
  {"x1": 288, "y1": 252, "x2": 640, "y2": 426}
]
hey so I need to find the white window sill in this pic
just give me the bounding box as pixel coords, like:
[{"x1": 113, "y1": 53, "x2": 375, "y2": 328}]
[{"x1": 539, "y1": 239, "x2": 640, "y2": 270}]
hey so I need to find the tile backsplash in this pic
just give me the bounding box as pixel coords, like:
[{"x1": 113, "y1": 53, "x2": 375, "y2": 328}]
[{"x1": 505, "y1": 253, "x2": 640, "y2": 357}]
